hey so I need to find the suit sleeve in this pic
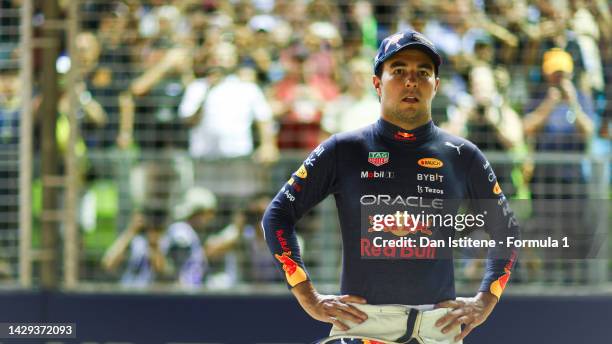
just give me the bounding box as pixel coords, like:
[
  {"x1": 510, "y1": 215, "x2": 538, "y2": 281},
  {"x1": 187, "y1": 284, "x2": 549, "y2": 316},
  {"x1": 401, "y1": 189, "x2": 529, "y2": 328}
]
[
  {"x1": 466, "y1": 147, "x2": 520, "y2": 300},
  {"x1": 262, "y1": 136, "x2": 338, "y2": 288}
]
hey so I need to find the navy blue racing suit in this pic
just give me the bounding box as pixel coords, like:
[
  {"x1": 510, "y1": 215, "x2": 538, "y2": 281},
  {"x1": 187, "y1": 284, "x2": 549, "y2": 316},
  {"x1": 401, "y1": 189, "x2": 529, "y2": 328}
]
[{"x1": 262, "y1": 119, "x2": 519, "y2": 304}]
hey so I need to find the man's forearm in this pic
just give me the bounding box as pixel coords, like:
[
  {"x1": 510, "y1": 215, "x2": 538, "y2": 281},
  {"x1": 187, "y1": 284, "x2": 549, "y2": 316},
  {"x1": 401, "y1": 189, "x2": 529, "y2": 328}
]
[
  {"x1": 257, "y1": 120, "x2": 277, "y2": 149},
  {"x1": 149, "y1": 247, "x2": 168, "y2": 274},
  {"x1": 102, "y1": 229, "x2": 136, "y2": 271},
  {"x1": 492, "y1": 107, "x2": 524, "y2": 149},
  {"x1": 291, "y1": 280, "x2": 320, "y2": 313},
  {"x1": 475, "y1": 291, "x2": 499, "y2": 306},
  {"x1": 118, "y1": 92, "x2": 134, "y2": 135},
  {"x1": 130, "y1": 61, "x2": 172, "y2": 96},
  {"x1": 524, "y1": 99, "x2": 556, "y2": 136},
  {"x1": 569, "y1": 101, "x2": 595, "y2": 138},
  {"x1": 83, "y1": 98, "x2": 108, "y2": 126}
]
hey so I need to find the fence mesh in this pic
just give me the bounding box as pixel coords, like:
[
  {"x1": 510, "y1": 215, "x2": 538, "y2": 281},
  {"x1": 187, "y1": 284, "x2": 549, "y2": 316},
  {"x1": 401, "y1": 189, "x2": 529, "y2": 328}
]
[{"x1": 1, "y1": 0, "x2": 610, "y2": 292}]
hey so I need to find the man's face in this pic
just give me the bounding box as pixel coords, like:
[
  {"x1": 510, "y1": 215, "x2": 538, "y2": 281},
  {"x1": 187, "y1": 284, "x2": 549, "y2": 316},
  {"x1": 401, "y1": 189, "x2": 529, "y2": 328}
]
[
  {"x1": 545, "y1": 70, "x2": 568, "y2": 87},
  {"x1": 373, "y1": 48, "x2": 439, "y2": 123},
  {"x1": 75, "y1": 33, "x2": 100, "y2": 69},
  {"x1": 190, "y1": 209, "x2": 216, "y2": 232}
]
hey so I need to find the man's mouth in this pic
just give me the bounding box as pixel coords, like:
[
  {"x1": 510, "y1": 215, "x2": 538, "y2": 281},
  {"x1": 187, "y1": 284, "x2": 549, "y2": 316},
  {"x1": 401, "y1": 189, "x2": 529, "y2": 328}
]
[{"x1": 402, "y1": 96, "x2": 419, "y2": 103}]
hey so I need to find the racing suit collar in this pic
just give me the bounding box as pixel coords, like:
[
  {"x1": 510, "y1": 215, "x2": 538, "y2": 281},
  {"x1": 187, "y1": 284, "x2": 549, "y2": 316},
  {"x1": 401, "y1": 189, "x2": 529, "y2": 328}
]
[{"x1": 375, "y1": 118, "x2": 436, "y2": 144}]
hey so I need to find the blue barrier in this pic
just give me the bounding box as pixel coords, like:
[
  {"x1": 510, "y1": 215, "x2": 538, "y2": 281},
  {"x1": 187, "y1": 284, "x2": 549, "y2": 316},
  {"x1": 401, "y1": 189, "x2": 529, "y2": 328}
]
[{"x1": 0, "y1": 292, "x2": 609, "y2": 344}]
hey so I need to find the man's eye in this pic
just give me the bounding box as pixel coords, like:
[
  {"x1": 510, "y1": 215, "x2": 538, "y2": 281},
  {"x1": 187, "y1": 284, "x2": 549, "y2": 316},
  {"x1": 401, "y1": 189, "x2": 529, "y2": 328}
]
[
  {"x1": 419, "y1": 70, "x2": 431, "y2": 77},
  {"x1": 393, "y1": 69, "x2": 404, "y2": 75}
]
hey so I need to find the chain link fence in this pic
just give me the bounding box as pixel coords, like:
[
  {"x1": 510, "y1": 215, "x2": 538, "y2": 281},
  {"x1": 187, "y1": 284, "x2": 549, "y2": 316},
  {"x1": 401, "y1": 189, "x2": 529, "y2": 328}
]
[
  {"x1": 2, "y1": 0, "x2": 610, "y2": 293},
  {"x1": 0, "y1": 1, "x2": 22, "y2": 286}
]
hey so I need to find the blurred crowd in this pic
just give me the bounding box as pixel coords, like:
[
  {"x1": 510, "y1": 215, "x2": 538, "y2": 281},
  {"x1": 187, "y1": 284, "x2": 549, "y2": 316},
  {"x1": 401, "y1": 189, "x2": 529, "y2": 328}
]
[
  {"x1": 0, "y1": 0, "x2": 610, "y2": 286},
  {"x1": 2, "y1": 0, "x2": 608, "y2": 155}
]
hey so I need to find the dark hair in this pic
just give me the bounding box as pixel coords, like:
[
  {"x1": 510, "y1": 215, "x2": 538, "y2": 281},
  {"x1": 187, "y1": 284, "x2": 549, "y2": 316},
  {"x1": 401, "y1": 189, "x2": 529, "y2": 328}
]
[{"x1": 141, "y1": 206, "x2": 168, "y2": 230}]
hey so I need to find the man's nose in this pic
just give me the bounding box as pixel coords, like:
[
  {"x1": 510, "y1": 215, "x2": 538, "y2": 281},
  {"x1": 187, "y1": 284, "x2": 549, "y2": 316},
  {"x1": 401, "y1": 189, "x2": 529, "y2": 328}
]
[{"x1": 404, "y1": 71, "x2": 418, "y2": 88}]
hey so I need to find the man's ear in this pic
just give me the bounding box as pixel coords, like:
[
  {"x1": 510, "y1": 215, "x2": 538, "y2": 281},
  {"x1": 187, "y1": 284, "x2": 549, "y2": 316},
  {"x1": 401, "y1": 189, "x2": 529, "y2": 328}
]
[
  {"x1": 434, "y1": 77, "x2": 440, "y2": 93},
  {"x1": 372, "y1": 75, "x2": 382, "y2": 98}
]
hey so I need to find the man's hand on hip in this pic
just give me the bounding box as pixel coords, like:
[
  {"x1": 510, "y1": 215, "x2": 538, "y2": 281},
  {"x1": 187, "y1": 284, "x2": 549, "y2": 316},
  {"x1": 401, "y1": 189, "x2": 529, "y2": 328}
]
[
  {"x1": 434, "y1": 292, "x2": 498, "y2": 342},
  {"x1": 291, "y1": 281, "x2": 368, "y2": 331}
]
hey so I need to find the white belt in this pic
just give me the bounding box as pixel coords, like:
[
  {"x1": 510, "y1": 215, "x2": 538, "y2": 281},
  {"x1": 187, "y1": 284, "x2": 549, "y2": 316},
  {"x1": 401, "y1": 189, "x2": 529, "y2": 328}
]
[{"x1": 326, "y1": 303, "x2": 462, "y2": 344}]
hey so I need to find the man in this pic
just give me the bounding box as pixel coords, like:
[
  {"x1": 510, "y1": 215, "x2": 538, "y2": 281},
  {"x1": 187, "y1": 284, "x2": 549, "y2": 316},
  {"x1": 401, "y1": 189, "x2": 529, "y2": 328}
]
[
  {"x1": 523, "y1": 48, "x2": 594, "y2": 280},
  {"x1": 178, "y1": 41, "x2": 278, "y2": 163},
  {"x1": 161, "y1": 187, "x2": 218, "y2": 288},
  {"x1": 523, "y1": 48, "x2": 594, "y2": 151},
  {"x1": 102, "y1": 207, "x2": 169, "y2": 287},
  {"x1": 262, "y1": 29, "x2": 519, "y2": 343},
  {"x1": 321, "y1": 57, "x2": 380, "y2": 138}
]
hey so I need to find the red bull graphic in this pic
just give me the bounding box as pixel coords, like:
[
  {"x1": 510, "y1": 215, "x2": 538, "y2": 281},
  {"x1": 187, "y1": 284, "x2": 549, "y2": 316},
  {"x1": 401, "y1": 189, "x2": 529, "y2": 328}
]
[
  {"x1": 360, "y1": 238, "x2": 437, "y2": 259},
  {"x1": 489, "y1": 250, "x2": 517, "y2": 298},
  {"x1": 394, "y1": 131, "x2": 416, "y2": 141},
  {"x1": 274, "y1": 251, "x2": 307, "y2": 286},
  {"x1": 275, "y1": 229, "x2": 290, "y2": 252},
  {"x1": 362, "y1": 340, "x2": 386, "y2": 344}
]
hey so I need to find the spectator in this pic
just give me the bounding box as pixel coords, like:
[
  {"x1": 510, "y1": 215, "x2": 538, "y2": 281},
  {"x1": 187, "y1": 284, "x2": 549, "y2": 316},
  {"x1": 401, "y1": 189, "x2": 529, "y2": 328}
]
[
  {"x1": 0, "y1": 66, "x2": 20, "y2": 146},
  {"x1": 524, "y1": 48, "x2": 594, "y2": 152},
  {"x1": 271, "y1": 43, "x2": 338, "y2": 150},
  {"x1": 243, "y1": 15, "x2": 286, "y2": 85},
  {"x1": 101, "y1": 207, "x2": 169, "y2": 287},
  {"x1": 160, "y1": 186, "x2": 218, "y2": 288},
  {"x1": 444, "y1": 44, "x2": 524, "y2": 151},
  {"x1": 422, "y1": 0, "x2": 487, "y2": 73},
  {"x1": 320, "y1": 58, "x2": 379, "y2": 137},
  {"x1": 306, "y1": 0, "x2": 341, "y2": 28},
  {"x1": 303, "y1": 22, "x2": 343, "y2": 90},
  {"x1": 523, "y1": 48, "x2": 595, "y2": 281},
  {"x1": 349, "y1": 0, "x2": 378, "y2": 53},
  {"x1": 569, "y1": 1, "x2": 607, "y2": 143},
  {"x1": 239, "y1": 194, "x2": 284, "y2": 283},
  {"x1": 0, "y1": 65, "x2": 23, "y2": 239},
  {"x1": 0, "y1": 259, "x2": 11, "y2": 281},
  {"x1": 68, "y1": 32, "x2": 110, "y2": 149},
  {"x1": 203, "y1": 193, "x2": 288, "y2": 285},
  {"x1": 178, "y1": 41, "x2": 278, "y2": 163},
  {"x1": 94, "y1": 2, "x2": 136, "y2": 148},
  {"x1": 118, "y1": 43, "x2": 191, "y2": 151}
]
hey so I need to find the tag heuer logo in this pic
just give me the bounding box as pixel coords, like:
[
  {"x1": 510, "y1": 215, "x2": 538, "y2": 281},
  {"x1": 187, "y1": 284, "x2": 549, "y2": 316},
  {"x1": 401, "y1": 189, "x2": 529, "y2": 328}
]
[{"x1": 368, "y1": 152, "x2": 389, "y2": 166}]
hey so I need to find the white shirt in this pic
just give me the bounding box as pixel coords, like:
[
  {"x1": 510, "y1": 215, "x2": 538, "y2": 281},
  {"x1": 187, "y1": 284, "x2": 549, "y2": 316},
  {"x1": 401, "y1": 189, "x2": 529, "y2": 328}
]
[
  {"x1": 121, "y1": 235, "x2": 153, "y2": 287},
  {"x1": 322, "y1": 93, "x2": 380, "y2": 134},
  {"x1": 160, "y1": 221, "x2": 206, "y2": 287},
  {"x1": 179, "y1": 75, "x2": 272, "y2": 158},
  {"x1": 423, "y1": 21, "x2": 486, "y2": 57}
]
